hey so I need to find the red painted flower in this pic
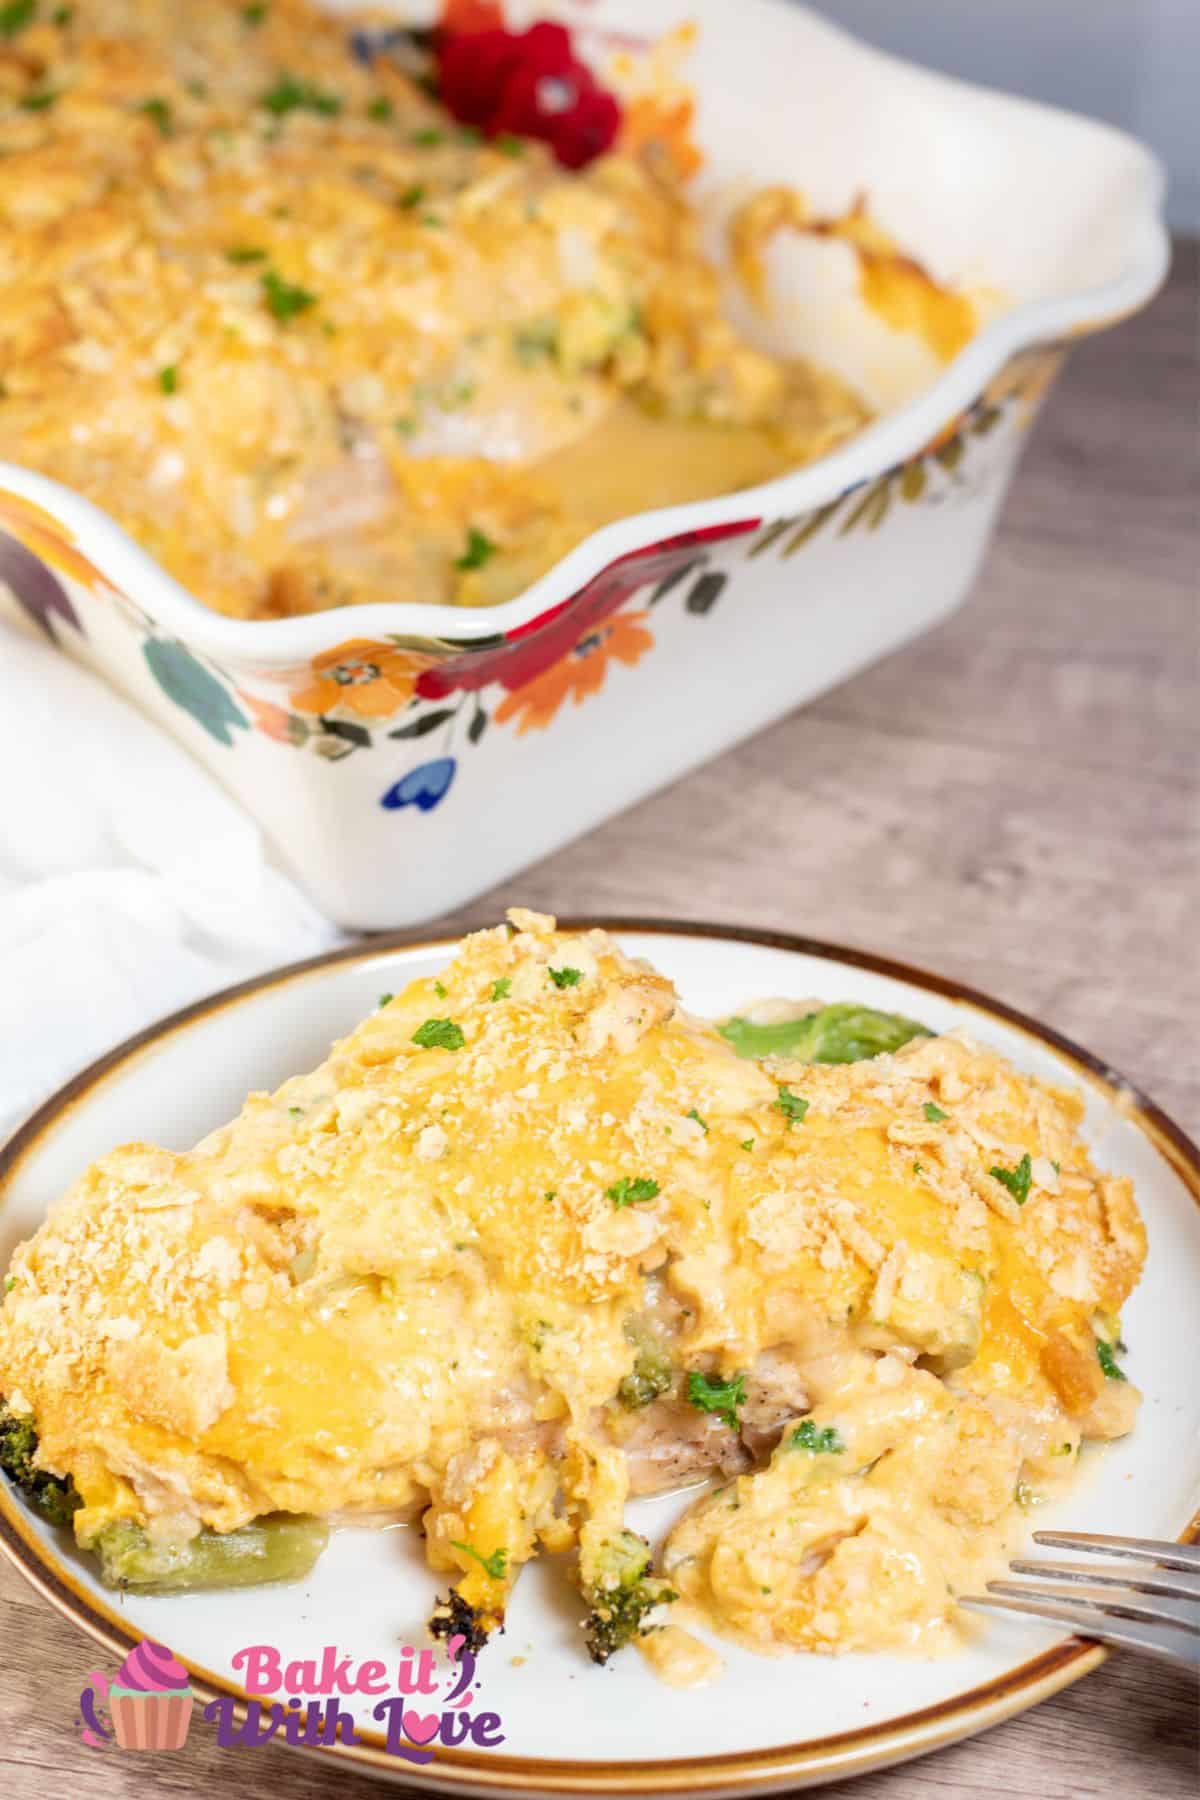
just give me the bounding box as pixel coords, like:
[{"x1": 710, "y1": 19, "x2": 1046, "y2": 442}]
[
  {"x1": 436, "y1": 16, "x2": 621, "y2": 169},
  {"x1": 416, "y1": 521, "x2": 758, "y2": 702}
]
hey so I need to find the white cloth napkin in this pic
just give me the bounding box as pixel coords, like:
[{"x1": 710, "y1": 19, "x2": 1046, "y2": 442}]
[{"x1": 0, "y1": 616, "x2": 343, "y2": 1141}]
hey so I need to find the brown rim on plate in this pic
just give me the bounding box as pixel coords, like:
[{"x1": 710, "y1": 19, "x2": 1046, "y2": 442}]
[{"x1": 1, "y1": 919, "x2": 1197, "y2": 1796}]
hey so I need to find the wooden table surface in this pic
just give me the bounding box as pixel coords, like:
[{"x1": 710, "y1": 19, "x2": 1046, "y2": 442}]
[{"x1": 4, "y1": 243, "x2": 1197, "y2": 1799}]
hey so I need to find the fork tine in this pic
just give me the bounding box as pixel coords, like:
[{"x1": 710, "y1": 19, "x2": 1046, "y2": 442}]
[
  {"x1": 1009, "y1": 1557, "x2": 1200, "y2": 1601},
  {"x1": 1033, "y1": 1531, "x2": 1200, "y2": 1573},
  {"x1": 988, "y1": 1578, "x2": 1199, "y2": 1635},
  {"x1": 960, "y1": 1593, "x2": 1200, "y2": 1668}
]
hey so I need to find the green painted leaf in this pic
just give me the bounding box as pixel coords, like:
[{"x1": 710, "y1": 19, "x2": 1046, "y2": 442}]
[
  {"x1": 782, "y1": 499, "x2": 841, "y2": 557},
  {"x1": 900, "y1": 459, "x2": 926, "y2": 502},
  {"x1": 388, "y1": 707, "x2": 455, "y2": 740},
  {"x1": 142, "y1": 639, "x2": 248, "y2": 746}
]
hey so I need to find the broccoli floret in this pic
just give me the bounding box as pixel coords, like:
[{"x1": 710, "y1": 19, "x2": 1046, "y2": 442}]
[
  {"x1": 429, "y1": 1587, "x2": 492, "y2": 1654},
  {"x1": 582, "y1": 1529, "x2": 676, "y2": 1665},
  {"x1": 719, "y1": 1002, "x2": 929, "y2": 1065},
  {"x1": 618, "y1": 1318, "x2": 674, "y2": 1409},
  {"x1": 0, "y1": 1401, "x2": 81, "y2": 1529}
]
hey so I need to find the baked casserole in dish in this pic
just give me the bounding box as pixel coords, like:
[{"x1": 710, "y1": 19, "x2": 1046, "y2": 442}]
[{"x1": 0, "y1": 0, "x2": 1168, "y2": 926}]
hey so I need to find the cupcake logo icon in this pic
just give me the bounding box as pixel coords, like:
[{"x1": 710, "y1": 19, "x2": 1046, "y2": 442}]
[{"x1": 79, "y1": 1640, "x2": 194, "y2": 1752}]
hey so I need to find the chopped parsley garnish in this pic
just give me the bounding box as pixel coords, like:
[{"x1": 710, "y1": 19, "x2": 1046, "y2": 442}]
[
  {"x1": 411, "y1": 126, "x2": 444, "y2": 146},
  {"x1": 513, "y1": 319, "x2": 559, "y2": 364},
  {"x1": 412, "y1": 1017, "x2": 465, "y2": 1051},
  {"x1": 242, "y1": 2, "x2": 267, "y2": 23},
  {"x1": 989, "y1": 1152, "x2": 1032, "y2": 1205},
  {"x1": 288, "y1": 1106, "x2": 303, "y2": 1117},
  {"x1": 912, "y1": 1161, "x2": 924, "y2": 1176},
  {"x1": 226, "y1": 244, "x2": 267, "y2": 263},
  {"x1": 139, "y1": 97, "x2": 173, "y2": 137},
  {"x1": 18, "y1": 89, "x2": 56, "y2": 110},
  {"x1": 52, "y1": 4, "x2": 73, "y2": 22},
  {"x1": 1096, "y1": 1337, "x2": 1127, "y2": 1383},
  {"x1": 433, "y1": 980, "x2": 447, "y2": 999},
  {"x1": 740, "y1": 1138, "x2": 755, "y2": 1151},
  {"x1": 543, "y1": 1190, "x2": 556, "y2": 1203},
  {"x1": 262, "y1": 269, "x2": 317, "y2": 321},
  {"x1": 367, "y1": 95, "x2": 393, "y2": 122},
  {"x1": 3, "y1": 1275, "x2": 14, "y2": 1292},
  {"x1": 923, "y1": 1101, "x2": 949, "y2": 1122},
  {"x1": 378, "y1": 992, "x2": 393, "y2": 1007},
  {"x1": 449, "y1": 1539, "x2": 507, "y2": 1581},
  {"x1": 790, "y1": 1419, "x2": 845, "y2": 1454},
  {"x1": 158, "y1": 365, "x2": 178, "y2": 394},
  {"x1": 260, "y1": 75, "x2": 341, "y2": 117},
  {"x1": 686, "y1": 1108, "x2": 709, "y2": 1134},
  {"x1": 490, "y1": 977, "x2": 512, "y2": 1001},
  {"x1": 548, "y1": 965, "x2": 582, "y2": 989},
  {"x1": 686, "y1": 1370, "x2": 746, "y2": 1431},
  {"x1": 397, "y1": 183, "x2": 426, "y2": 209},
  {"x1": 495, "y1": 132, "x2": 525, "y2": 156},
  {"x1": 455, "y1": 526, "x2": 496, "y2": 571},
  {"x1": 775, "y1": 1086, "x2": 809, "y2": 1127},
  {"x1": 607, "y1": 1176, "x2": 660, "y2": 1208},
  {"x1": 0, "y1": 0, "x2": 35, "y2": 37},
  {"x1": 393, "y1": 415, "x2": 417, "y2": 436}
]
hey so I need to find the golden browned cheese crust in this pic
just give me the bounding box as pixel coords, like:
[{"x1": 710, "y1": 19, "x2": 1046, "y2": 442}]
[
  {"x1": 0, "y1": 911, "x2": 1145, "y2": 1658},
  {"x1": 0, "y1": 1, "x2": 868, "y2": 618}
]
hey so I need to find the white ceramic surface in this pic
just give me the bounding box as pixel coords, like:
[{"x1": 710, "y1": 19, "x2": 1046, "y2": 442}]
[
  {"x1": 0, "y1": 2, "x2": 1168, "y2": 930},
  {"x1": 1, "y1": 925, "x2": 1197, "y2": 1794}
]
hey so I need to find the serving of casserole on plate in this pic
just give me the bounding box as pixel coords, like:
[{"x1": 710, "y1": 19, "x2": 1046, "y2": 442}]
[
  {"x1": 0, "y1": 0, "x2": 1169, "y2": 928},
  {"x1": 1, "y1": 919, "x2": 1197, "y2": 1792}
]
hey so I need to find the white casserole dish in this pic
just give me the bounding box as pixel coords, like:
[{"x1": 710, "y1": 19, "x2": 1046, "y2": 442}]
[{"x1": 0, "y1": 0, "x2": 1168, "y2": 929}]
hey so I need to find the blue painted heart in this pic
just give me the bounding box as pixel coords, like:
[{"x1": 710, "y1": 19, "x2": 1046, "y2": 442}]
[{"x1": 380, "y1": 756, "x2": 456, "y2": 813}]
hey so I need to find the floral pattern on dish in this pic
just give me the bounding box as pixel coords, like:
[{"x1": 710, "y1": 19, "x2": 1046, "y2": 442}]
[
  {"x1": 0, "y1": 355, "x2": 1058, "y2": 785},
  {"x1": 493, "y1": 609, "x2": 654, "y2": 734},
  {"x1": 290, "y1": 641, "x2": 438, "y2": 721}
]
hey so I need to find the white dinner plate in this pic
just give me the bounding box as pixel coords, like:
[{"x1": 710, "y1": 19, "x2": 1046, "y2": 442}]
[{"x1": 1, "y1": 921, "x2": 1197, "y2": 1795}]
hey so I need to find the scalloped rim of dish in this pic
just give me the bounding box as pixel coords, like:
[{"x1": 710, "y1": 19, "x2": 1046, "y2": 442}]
[
  {"x1": 0, "y1": 919, "x2": 1197, "y2": 1795},
  {"x1": 0, "y1": 43, "x2": 1170, "y2": 670}
]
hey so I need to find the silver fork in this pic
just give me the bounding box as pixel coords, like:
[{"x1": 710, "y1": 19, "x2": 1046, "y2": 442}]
[{"x1": 962, "y1": 1531, "x2": 1200, "y2": 1668}]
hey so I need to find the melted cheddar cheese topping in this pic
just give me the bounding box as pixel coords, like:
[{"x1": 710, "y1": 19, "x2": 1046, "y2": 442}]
[{"x1": 0, "y1": 912, "x2": 1145, "y2": 1666}]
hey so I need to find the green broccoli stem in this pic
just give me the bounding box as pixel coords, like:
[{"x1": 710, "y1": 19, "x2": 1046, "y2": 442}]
[{"x1": 84, "y1": 1515, "x2": 330, "y2": 1591}]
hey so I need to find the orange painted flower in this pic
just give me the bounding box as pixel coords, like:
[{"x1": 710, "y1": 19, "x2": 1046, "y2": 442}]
[
  {"x1": 495, "y1": 611, "x2": 653, "y2": 735},
  {"x1": 290, "y1": 640, "x2": 435, "y2": 721},
  {"x1": 238, "y1": 690, "x2": 295, "y2": 744},
  {"x1": 916, "y1": 413, "x2": 967, "y2": 459}
]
